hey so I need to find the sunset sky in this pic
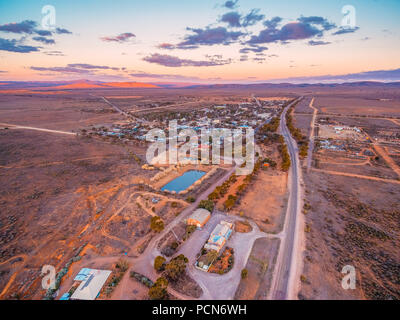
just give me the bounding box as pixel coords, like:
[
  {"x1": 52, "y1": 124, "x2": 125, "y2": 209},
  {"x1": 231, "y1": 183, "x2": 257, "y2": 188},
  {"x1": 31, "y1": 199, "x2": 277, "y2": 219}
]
[{"x1": 0, "y1": 0, "x2": 399, "y2": 83}]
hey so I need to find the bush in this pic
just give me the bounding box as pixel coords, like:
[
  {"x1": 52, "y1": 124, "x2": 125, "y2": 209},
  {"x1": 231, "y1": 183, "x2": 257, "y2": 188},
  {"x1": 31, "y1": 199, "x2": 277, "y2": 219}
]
[
  {"x1": 204, "y1": 250, "x2": 219, "y2": 266},
  {"x1": 241, "y1": 269, "x2": 248, "y2": 279},
  {"x1": 148, "y1": 277, "x2": 169, "y2": 300},
  {"x1": 154, "y1": 256, "x2": 166, "y2": 272},
  {"x1": 150, "y1": 216, "x2": 164, "y2": 232},
  {"x1": 171, "y1": 201, "x2": 178, "y2": 208},
  {"x1": 170, "y1": 241, "x2": 179, "y2": 250},
  {"x1": 186, "y1": 196, "x2": 195, "y2": 203},
  {"x1": 224, "y1": 195, "x2": 237, "y2": 211},
  {"x1": 198, "y1": 199, "x2": 214, "y2": 212},
  {"x1": 184, "y1": 225, "x2": 196, "y2": 240},
  {"x1": 165, "y1": 254, "x2": 188, "y2": 281},
  {"x1": 116, "y1": 259, "x2": 129, "y2": 272}
]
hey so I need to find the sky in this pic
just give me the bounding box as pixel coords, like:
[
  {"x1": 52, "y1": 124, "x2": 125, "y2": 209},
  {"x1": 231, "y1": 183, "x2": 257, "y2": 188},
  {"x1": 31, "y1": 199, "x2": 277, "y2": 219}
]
[{"x1": 0, "y1": 0, "x2": 399, "y2": 83}]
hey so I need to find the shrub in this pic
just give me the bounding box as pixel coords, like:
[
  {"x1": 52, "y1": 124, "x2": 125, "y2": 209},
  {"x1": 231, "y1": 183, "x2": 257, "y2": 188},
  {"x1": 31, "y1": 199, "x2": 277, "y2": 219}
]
[
  {"x1": 116, "y1": 259, "x2": 129, "y2": 272},
  {"x1": 150, "y1": 216, "x2": 164, "y2": 232},
  {"x1": 241, "y1": 269, "x2": 248, "y2": 279},
  {"x1": 171, "y1": 201, "x2": 178, "y2": 208},
  {"x1": 186, "y1": 196, "x2": 195, "y2": 203}
]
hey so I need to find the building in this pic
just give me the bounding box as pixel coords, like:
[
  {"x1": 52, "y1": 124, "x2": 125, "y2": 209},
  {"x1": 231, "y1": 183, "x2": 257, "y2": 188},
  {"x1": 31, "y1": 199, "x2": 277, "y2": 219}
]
[
  {"x1": 187, "y1": 208, "x2": 211, "y2": 229},
  {"x1": 70, "y1": 268, "x2": 111, "y2": 300},
  {"x1": 204, "y1": 221, "x2": 233, "y2": 252}
]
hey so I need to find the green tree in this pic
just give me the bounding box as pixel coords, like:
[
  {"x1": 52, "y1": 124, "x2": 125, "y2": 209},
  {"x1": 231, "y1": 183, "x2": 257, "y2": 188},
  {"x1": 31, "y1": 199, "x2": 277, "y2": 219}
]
[
  {"x1": 154, "y1": 256, "x2": 166, "y2": 272},
  {"x1": 165, "y1": 254, "x2": 188, "y2": 281},
  {"x1": 241, "y1": 268, "x2": 248, "y2": 279},
  {"x1": 148, "y1": 277, "x2": 169, "y2": 300},
  {"x1": 198, "y1": 200, "x2": 214, "y2": 212}
]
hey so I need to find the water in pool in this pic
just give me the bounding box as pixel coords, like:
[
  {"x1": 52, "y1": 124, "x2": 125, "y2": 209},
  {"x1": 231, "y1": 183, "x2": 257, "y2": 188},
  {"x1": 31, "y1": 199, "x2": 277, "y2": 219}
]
[{"x1": 161, "y1": 170, "x2": 206, "y2": 193}]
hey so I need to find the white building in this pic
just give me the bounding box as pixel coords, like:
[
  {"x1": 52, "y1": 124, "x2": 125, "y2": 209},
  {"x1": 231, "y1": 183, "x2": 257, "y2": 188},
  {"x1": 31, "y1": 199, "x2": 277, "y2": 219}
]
[{"x1": 70, "y1": 269, "x2": 111, "y2": 300}]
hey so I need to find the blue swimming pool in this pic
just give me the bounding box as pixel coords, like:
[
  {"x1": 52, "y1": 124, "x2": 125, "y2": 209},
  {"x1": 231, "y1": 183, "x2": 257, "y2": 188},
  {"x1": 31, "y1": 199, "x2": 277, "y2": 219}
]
[{"x1": 161, "y1": 170, "x2": 206, "y2": 193}]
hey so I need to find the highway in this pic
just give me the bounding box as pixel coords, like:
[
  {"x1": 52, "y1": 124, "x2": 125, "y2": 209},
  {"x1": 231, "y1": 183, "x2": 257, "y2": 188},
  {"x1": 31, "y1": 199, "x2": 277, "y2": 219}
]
[
  {"x1": 269, "y1": 97, "x2": 304, "y2": 300},
  {"x1": 99, "y1": 96, "x2": 131, "y2": 118}
]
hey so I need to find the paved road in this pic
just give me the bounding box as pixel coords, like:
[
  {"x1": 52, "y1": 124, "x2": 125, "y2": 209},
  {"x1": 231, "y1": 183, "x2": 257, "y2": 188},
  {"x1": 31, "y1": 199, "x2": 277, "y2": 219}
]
[
  {"x1": 99, "y1": 96, "x2": 131, "y2": 118},
  {"x1": 269, "y1": 97, "x2": 303, "y2": 300}
]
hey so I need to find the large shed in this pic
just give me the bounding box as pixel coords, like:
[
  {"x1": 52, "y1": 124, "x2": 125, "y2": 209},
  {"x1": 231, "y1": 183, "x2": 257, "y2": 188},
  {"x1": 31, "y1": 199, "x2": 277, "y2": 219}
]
[
  {"x1": 70, "y1": 269, "x2": 111, "y2": 300},
  {"x1": 187, "y1": 208, "x2": 211, "y2": 229}
]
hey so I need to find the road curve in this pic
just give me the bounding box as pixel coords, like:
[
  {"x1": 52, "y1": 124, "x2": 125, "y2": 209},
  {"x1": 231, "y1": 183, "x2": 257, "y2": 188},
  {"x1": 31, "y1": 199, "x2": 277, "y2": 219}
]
[{"x1": 269, "y1": 97, "x2": 303, "y2": 300}]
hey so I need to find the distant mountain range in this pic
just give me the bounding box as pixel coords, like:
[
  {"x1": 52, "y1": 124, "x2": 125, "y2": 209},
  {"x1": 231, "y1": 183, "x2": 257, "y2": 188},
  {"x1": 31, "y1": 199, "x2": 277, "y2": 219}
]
[{"x1": 0, "y1": 79, "x2": 400, "y2": 90}]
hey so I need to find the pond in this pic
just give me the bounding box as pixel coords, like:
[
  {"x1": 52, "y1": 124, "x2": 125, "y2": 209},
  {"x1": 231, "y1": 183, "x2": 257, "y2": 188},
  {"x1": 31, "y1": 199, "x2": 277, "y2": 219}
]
[{"x1": 161, "y1": 170, "x2": 206, "y2": 193}]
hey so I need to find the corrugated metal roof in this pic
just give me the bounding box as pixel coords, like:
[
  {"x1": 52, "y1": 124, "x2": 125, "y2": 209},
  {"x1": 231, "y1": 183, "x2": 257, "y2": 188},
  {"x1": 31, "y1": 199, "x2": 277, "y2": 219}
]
[
  {"x1": 188, "y1": 208, "x2": 210, "y2": 224},
  {"x1": 70, "y1": 269, "x2": 111, "y2": 300}
]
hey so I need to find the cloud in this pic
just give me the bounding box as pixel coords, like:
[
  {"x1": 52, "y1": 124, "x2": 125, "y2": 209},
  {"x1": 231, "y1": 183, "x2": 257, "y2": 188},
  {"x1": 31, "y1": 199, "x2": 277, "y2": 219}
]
[
  {"x1": 32, "y1": 36, "x2": 55, "y2": 45},
  {"x1": 0, "y1": 20, "x2": 37, "y2": 34},
  {"x1": 298, "y1": 16, "x2": 336, "y2": 31},
  {"x1": 178, "y1": 26, "x2": 245, "y2": 48},
  {"x1": 43, "y1": 50, "x2": 64, "y2": 56},
  {"x1": 272, "y1": 68, "x2": 400, "y2": 83},
  {"x1": 157, "y1": 43, "x2": 176, "y2": 50},
  {"x1": 0, "y1": 37, "x2": 40, "y2": 53},
  {"x1": 248, "y1": 16, "x2": 336, "y2": 45},
  {"x1": 0, "y1": 20, "x2": 71, "y2": 36},
  {"x1": 252, "y1": 57, "x2": 266, "y2": 63},
  {"x1": 308, "y1": 40, "x2": 331, "y2": 46},
  {"x1": 220, "y1": 8, "x2": 264, "y2": 28},
  {"x1": 332, "y1": 27, "x2": 359, "y2": 35},
  {"x1": 143, "y1": 53, "x2": 231, "y2": 67},
  {"x1": 130, "y1": 71, "x2": 200, "y2": 81},
  {"x1": 30, "y1": 63, "x2": 121, "y2": 74},
  {"x1": 67, "y1": 63, "x2": 119, "y2": 70},
  {"x1": 263, "y1": 17, "x2": 282, "y2": 29},
  {"x1": 223, "y1": 0, "x2": 239, "y2": 9},
  {"x1": 30, "y1": 66, "x2": 92, "y2": 74},
  {"x1": 56, "y1": 27, "x2": 72, "y2": 34},
  {"x1": 242, "y1": 9, "x2": 264, "y2": 27},
  {"x1": 100, "y1": 32, "x2": 136, "y2": 43},
  {"x1": 34, "y1": 29, "x2": 53, "y2": 36},
  {"x1": 221, "y1": 11, "x2": 242, "y2": 28},
  {"x1": 239, "y1": 45, "x2": 268, "y2": 53}
]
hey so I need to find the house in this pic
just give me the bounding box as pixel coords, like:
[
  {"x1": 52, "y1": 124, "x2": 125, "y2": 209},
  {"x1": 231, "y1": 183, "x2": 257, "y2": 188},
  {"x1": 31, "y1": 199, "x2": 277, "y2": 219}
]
[
  {"x1": 70, "y1": 268, "x2": 111, "y2": 300},
  {"x1": 187, "y1": 208, "x2": 211, "y2": 229},
  {"x1": 204, "y1": 221, "x2": 233, "y2": 252}
]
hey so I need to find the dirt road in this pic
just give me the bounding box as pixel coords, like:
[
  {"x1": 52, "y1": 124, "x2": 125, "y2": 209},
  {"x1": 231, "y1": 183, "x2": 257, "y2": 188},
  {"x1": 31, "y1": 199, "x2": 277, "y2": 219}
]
[
  {"x1": 0, "y1": 123, "x2": 76, "y2": 136},
  {"x1": 311, "y1": 168, "x2": 400, "y2": 184}
]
